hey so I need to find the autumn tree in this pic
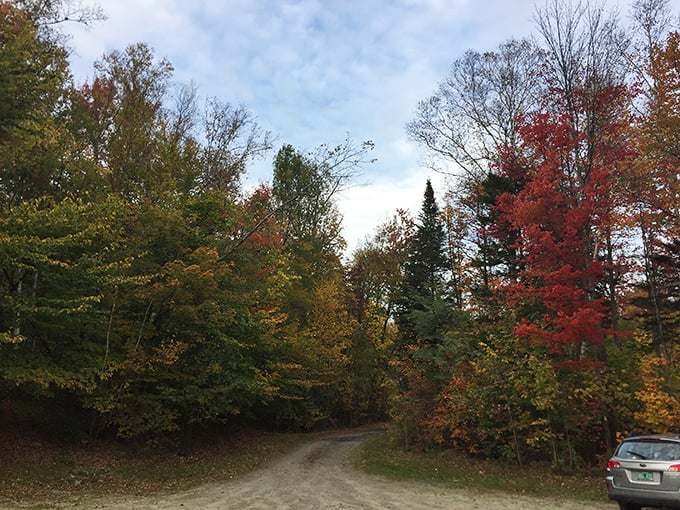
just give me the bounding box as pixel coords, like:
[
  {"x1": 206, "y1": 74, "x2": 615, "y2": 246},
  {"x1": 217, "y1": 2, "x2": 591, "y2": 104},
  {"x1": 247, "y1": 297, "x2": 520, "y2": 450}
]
[
  {"x1": 496, "y1": 112, "x2": 622, "y2": 362},
  {"x1": 0, "y1": 3, "x2": 277, "y2": 439},
  {"x1": 1, "y1": 0, "x2": 400, "y2": 442},
  {"x1": 0, "y1": 196, "x2": 139, "y2": 435},
  {"x1": 262, "y1": 277, "x2": 357, "y2": 429},
  {"x1": 271, "y1": 139, "x2": 372, "y2": 320},
  {"x1": 0, "y1": 1, "x2": 73, "y2": 207},
  {"x1": 403, "y1": 0, "x2": 642, "y2": 458},
  {"x1": 345, "y1": 211, "x2": 415, "y2": 424},
  {"x1": 265, "y1": 140, "x2": 376, "y2": 429},
  {"x1": 90, "y1": 44, "x2": 177, "y2": 198},
  {"x1": 492, "y1": 76, "x2": 635, "y2": 455},
  {"x1": 622, "y1": 27, "x2": 680, "y2": 424},
  {"x1": 348, "y1": 210, "x2": 414, "y2": 332},
  {"x1": 200, "y1": 98, "x2": 273, "y2": 194}
]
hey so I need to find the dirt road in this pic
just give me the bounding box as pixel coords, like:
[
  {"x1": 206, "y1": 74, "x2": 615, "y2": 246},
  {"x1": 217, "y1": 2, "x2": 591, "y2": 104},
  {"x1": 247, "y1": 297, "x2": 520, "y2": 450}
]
[{"x1": 22, "y1": 429, "x2": 615, "y2": 509}]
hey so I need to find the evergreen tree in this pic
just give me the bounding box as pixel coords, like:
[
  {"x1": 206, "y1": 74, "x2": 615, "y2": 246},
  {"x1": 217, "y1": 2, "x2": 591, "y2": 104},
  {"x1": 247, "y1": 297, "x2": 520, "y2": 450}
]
[{"x1": 396, "y1": 179, "x2": 449, "y2": 348}]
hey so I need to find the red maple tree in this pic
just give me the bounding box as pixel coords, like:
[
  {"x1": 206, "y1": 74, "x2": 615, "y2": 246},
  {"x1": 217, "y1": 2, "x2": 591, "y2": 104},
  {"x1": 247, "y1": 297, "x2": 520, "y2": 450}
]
[{"x1": 495, "y1": 107, "x2": 627, "y2": 367}]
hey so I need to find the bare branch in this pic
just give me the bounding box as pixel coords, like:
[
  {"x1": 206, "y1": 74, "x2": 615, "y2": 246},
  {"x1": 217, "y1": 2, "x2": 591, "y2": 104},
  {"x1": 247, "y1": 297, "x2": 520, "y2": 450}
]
[
  {"x1": 221, "y1": 137, "x2": 374, "y2": 259},
  {"x1": 407, "y1": 38, "x2": 542, "y2": 183},
  {"x1": 200, "y1": 98, "x2": 274, "y2": 194},
  {"x1": 15, "y1": 0, "x2": 106, "y2": 28}
]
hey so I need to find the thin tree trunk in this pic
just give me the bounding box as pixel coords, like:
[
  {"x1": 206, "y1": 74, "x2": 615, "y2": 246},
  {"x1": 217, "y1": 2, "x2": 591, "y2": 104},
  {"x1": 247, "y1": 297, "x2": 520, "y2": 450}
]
[{"x1": 104, "y1": 285, "x2": 118, "y2": 365}]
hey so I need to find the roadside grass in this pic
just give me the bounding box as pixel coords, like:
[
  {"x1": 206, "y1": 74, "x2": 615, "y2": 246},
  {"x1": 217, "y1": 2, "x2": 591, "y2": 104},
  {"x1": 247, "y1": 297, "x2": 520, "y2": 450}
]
[
  {"x1": 0, "y1": 427, "x2": 306, "y2": 507},
  {"x1": 356, "y1": 433, "x2": 607, "y2": 503}
]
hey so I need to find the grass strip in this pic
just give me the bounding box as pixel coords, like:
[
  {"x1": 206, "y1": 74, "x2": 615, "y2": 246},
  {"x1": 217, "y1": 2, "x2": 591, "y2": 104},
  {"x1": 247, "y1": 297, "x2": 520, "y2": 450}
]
[{"x1": 355, "y1": 433, "x2": 607, "y2": 502}]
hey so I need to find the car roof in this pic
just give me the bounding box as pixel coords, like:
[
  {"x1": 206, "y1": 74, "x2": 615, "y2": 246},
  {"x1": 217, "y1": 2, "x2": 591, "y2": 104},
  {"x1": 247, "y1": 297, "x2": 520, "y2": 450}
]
[{"x1": 623, "y1": 434, "x2": 680, "y2": 442}]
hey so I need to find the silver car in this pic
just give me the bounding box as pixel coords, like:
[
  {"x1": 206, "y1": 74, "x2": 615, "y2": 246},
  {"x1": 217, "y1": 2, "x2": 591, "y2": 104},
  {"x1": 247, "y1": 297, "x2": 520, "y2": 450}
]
[{"x1": 606, "y1": 434, "x2": 680, "y2": 510}]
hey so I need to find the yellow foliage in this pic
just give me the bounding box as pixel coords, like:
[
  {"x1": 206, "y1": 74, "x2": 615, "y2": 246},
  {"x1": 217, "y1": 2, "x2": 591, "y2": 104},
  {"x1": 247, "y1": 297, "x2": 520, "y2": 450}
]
[
  {"x1": 0, "y1": 332, "x2": 25, "y2": 344},
  {"x1": 635, "y1": 354, "x2": 680, "y2": 432}
]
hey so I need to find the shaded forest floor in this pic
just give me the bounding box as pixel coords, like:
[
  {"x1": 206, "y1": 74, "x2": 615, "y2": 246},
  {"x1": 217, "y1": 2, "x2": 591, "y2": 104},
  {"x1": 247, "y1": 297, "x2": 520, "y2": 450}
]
[{"x1": 0, "y1": 424, "x2": 307, "y2": 506}]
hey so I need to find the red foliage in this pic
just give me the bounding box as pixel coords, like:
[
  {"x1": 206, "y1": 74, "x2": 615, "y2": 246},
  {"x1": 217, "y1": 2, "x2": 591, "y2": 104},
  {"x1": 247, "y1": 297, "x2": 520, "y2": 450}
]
[
  {"x1": 74, "y1": 77, "x2": 116, "y2": 123},
  {"x1": 495, "y1": 106, "x2": 626, "y2": 362},
  {"x1": 240, "y1": 184, "x2": 284, "y2": 250}
]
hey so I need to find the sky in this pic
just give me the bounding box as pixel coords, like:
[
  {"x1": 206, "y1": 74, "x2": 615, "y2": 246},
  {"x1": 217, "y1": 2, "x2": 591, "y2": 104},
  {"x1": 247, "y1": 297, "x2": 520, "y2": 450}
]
[{"x1": 58, "y1": 0, "x2": 679, "y2": 255}]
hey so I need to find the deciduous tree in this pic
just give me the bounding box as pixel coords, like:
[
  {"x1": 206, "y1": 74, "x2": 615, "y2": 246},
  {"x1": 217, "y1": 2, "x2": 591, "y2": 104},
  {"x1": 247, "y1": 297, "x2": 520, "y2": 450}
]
[{"x1": 0, "y1": 1, "x2": 72, "y2": 207}]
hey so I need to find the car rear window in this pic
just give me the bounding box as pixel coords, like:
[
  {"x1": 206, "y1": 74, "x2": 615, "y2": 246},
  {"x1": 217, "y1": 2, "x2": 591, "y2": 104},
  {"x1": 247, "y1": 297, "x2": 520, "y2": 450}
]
[{"x1": 617, "y1": 440, "x2": 680, "y2": 461}]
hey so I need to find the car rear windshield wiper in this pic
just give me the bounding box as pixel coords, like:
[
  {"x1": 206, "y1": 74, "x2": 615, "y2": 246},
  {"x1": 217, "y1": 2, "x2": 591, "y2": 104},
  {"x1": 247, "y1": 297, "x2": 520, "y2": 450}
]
[{"x1": 626, "y1": 450, "x2": 648, "y2": 459}]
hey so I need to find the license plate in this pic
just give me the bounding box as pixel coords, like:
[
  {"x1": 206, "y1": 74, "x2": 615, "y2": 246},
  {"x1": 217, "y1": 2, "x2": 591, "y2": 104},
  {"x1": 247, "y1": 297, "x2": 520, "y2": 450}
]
[{"x1": 637, "y1": 472, "x2": 654, "y2": 481}]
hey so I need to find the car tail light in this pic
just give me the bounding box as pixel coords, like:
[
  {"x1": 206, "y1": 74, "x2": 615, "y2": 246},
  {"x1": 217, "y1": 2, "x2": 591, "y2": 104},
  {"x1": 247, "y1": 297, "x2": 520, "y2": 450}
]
[
  {"x1": 607, "y1": 460, "x2": 622, "y2": 469},
  {"x1": 667, "y1": 464, "x2": 680, "y2": 472}
]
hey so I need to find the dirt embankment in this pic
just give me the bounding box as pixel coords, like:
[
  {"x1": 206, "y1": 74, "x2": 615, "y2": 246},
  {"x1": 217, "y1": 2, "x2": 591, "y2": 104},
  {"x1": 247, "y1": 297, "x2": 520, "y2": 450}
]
[{"x1": 9, "y1": 429, "x2": 615, "y2": 509}]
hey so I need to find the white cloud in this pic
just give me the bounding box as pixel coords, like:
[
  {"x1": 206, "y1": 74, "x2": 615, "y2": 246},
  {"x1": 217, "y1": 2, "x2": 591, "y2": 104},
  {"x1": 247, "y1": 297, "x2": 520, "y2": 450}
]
[
  {"x1": 338, "y1": 169, "x2": 450, "y2": 255},
  {"x1": 60, "y1": 0, "x2": 680, "y2": 253}
]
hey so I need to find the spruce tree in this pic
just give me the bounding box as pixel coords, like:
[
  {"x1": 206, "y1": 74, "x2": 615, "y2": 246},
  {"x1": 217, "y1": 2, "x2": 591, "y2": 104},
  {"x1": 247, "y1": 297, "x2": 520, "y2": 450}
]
[{"x1": 396, "y1": 179, "x2": 449, "y2": 348}]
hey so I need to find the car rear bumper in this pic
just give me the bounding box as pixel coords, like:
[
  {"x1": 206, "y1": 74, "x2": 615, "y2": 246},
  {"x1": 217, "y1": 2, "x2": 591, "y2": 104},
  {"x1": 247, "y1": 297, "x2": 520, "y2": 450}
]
[{"x1": 607, "y1": 476, "x2": 680, "y2": 507}]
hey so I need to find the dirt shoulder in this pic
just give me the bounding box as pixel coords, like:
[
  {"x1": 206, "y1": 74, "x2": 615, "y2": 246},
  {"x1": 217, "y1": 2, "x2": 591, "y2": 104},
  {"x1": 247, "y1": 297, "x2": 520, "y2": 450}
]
[{"x1": 6, "y1": 429, "x2": 615, "y2": 509}]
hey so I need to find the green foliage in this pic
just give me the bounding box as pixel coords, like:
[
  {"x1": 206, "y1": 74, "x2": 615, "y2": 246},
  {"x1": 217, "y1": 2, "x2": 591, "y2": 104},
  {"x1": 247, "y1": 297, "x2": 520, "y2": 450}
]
[
  {"x1": 0, "y1": 1, "x2": 388, "y2": 440},
  {"x1": 401, "y1": 179, "x2": 447, "y2": 299},
  {"x1": 6, "y1": 0, "x2": 680, "y2": 474},
  {"x1": 0, "y1": 196, "x2": 133, "y2": 393},
  {"x1": 272, "y1": 144, "x2": 345, "y2": 271},
  {"x1": 0, "y1": 2, "x2": 73, "y2": 207},
  {"x1": 396, "y1": 179, "x2": 449, "y2": 349}
]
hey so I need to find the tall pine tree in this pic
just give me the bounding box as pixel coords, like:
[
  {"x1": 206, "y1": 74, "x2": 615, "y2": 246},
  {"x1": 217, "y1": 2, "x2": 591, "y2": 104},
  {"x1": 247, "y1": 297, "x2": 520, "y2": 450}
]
[{"x1": 396, "y1": 179, "x2": 449, "y2": 348}]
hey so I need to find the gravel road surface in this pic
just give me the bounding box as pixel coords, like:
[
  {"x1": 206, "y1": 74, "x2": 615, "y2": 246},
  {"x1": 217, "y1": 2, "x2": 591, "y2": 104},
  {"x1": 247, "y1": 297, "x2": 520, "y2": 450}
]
[{"x1": 11, "y1": 429, "x2": 616, "y2": 509}]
